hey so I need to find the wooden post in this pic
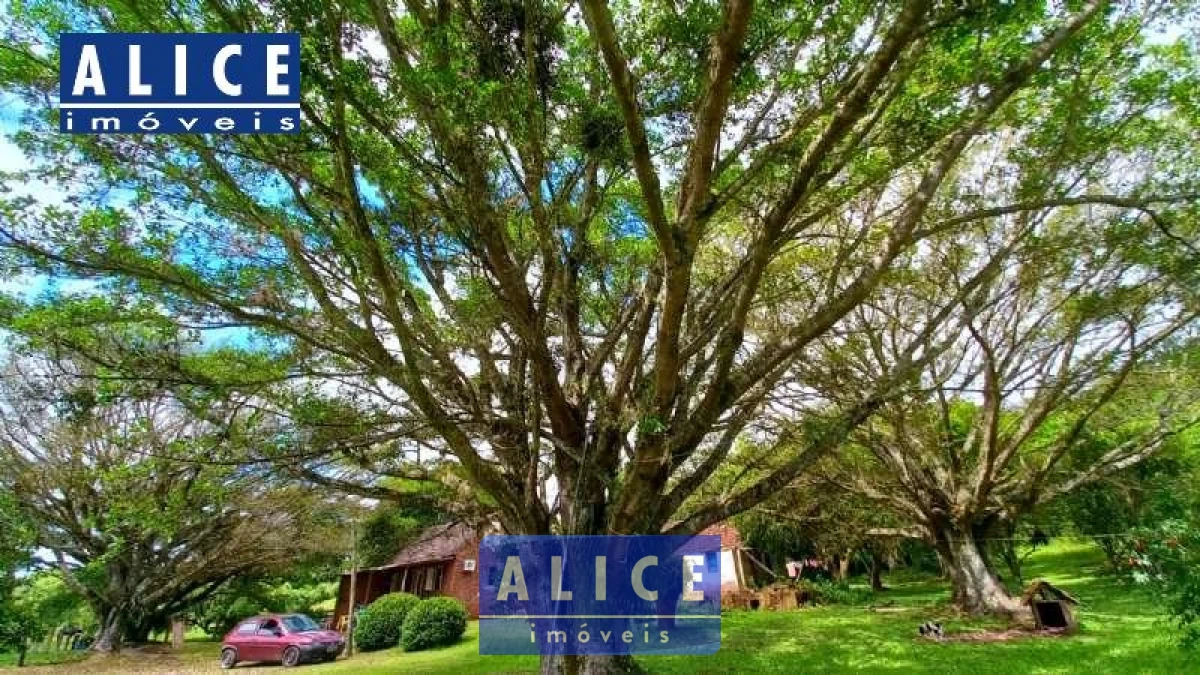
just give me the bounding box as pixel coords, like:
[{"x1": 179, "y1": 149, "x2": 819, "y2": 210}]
[
  {"x1": 170, "y1": 617, "x2": 185, "y2": 649},
  {"x1": 346, "y1": 518, "x2": 357, "y2": 657}
]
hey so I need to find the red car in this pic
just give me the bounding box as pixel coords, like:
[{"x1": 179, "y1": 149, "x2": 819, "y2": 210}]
[{"x1": 220, "y1": 613, "x2": 344, "y2": 668}]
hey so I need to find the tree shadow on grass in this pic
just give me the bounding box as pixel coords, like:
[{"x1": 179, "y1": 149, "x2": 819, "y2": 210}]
[{"x1": 646, "y1": 542, "x2": 1188, "y2": 674}]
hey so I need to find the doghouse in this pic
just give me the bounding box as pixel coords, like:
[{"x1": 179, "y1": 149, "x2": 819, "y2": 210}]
[{"x1": 1022, "y1": 579, "x2": 1080, "y2": 631}]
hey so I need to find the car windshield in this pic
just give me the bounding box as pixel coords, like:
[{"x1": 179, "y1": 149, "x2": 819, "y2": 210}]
[{"x1": 281, "y1": 614, "x2": 320, "y2": 632}]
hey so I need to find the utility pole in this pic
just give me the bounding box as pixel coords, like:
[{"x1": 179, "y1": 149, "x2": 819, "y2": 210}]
[{"x1": 346, "y1": 517, "x2": 357, "y2": 658}]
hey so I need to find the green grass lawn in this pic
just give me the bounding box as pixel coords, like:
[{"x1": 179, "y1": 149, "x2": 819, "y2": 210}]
[
  {"x1": 3, "y1": 541, "x2": 1192, "y2": 673},
  {"x1": 302, "y1": 541, "x2": 1192, "y2": 675},
  {"x1": 0, "y1": 649, "x2": 88, "y2": 669}
]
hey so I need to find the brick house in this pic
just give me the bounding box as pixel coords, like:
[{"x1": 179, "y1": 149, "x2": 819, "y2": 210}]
[
  {"x1": 333, "y1": 521, "x2": 484, "y2": 630},
  {"x1": 333, "y1": 520, "x2": 753, "y2": 631}
]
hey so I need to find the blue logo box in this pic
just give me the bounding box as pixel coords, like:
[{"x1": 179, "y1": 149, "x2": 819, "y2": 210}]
[
  {"x1": 478, "y1": 535, "x2": 721, "y2": 655},
  {"x1": 59, "y1": 33, "x2": 300, "y2": 134}
]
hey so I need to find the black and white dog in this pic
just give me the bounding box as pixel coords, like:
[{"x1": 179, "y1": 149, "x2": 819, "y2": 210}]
[{"x1": 918, "y1": 621, "x2": 944, "y2": 639}]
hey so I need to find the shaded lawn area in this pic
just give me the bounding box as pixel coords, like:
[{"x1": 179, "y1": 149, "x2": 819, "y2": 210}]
[{"x1": 3, "y1": 541, "x2": 1191, "y2": 673}]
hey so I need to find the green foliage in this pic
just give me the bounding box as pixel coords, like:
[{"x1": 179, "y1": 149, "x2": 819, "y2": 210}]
[
  {"x1": 736, "y1": 511, "x2": 817, "y2": 571},
  {"x1": 359, "y1": 510, "x2": 425, "y2": 568},
  {"x1": 0, "y1": 601, "x2": 40, "y2": 657},
  {"x1": 1051, "y1": 350, "x2": 1200, "y2": 571},
  {"x1": 12, "y1": 573, "x2": 93, "y2": 634},
  {"x1": 795, "y1": 579, "x2": 872, "y2": 606},
  {"x1": 189, "y1": 580, "x2": 337, "y2": 637},
  {"x1": 0, "y1": 493, "x2": 33, "y2": 579},
  {"x1": 1057, "y1": 451, "x2": 1190, "y2": 568},
  {"x1": 357, "y1": 483, "x2": 449, "y2": 568},
  {"x1": 0, "y1": 492, "x2": 39, "y2": 659},
  {"x1": 354, "y1": 592, "x2": 421, "y2": 652},
  {"x1": 400, "y1": 597, "x2": 467, "y2": 652},
  {"x1": 213, "y1": 597, "x2": 262, "y2": 638},
  {"x1": 1120, "y1": 519, "x2": 1200, "y2": 650}
]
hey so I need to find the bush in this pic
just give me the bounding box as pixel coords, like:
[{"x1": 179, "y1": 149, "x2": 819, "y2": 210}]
[
  {"x1": 400, "y1": 597, "x2": 467, "y2": 651},
  {"x1": 1120, "y1": 519, "x2": 1200, "y2": 650},
  {"x1": 797, "y1": 579, "x2": 872, "y2": 606},
  {"x1": 354, "y1": 592, "x2": 420, "y2": 652}
]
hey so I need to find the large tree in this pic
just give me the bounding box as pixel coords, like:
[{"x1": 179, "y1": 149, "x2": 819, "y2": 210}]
[
  {"x1": 816, "y1": 215, "x2": 1199, "y2": 612},
  {"x1": 3, "y1": 0, "x2": 1200, "y2": 664},
  {"x1": 0, "y1": 355, "x2": 329, "y2": 652}
]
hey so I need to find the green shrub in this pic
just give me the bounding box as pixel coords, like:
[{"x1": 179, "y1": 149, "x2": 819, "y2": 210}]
[
  {"x1": 1120, "y1": 519, "x2": 1200, "y2": 650},
  {"x1": 354, "y1": 592, "x2": 420, "y2": 652},
  {"x1": 400, "y1": 597, "x2": 467, "y2": 651},
  {"x1": 797, "y1": 579, "x2": 872, "y2": 606}
]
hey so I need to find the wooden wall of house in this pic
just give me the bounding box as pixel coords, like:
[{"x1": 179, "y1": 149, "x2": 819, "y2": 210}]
[{"x1": 333, "y1": 568, "x2": 397, "y2": 629}]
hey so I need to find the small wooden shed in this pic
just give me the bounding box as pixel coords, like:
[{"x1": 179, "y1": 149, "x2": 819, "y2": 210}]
[{"x1": 1022, "y1": 579, "x2": 1080, "y2": 631}]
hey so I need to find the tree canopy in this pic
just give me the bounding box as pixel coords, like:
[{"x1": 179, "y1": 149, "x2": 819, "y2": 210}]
[
  {"x1": 2, "y1": 0, "x2": 1199, "y2": 636},
  {"x1": 0, "y1": 352, "x2": 341, "y2": 651}
]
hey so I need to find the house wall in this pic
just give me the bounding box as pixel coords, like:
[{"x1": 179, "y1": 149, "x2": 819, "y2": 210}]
[
  {"x1": 720, "y1": 550, "x2": 742, "y2": 591},
  {"x1": 685, "y1": 548, "x2": 746, "y2": 594},
  {"x1": 333, "y1": 542, "x2": 481, "y2": 630},
  {"x1": 333, "y1": 568, "x2": 396, "y2": 631},
  {"x1": 335, "y1": 526, "x2": 747, "y2": 626},
  {"x1": 700, "y1": 522, "x2": 744, "y2": 550},
  {"x1": 442, "y1": 542, "x2": 480, "y2": 618}
]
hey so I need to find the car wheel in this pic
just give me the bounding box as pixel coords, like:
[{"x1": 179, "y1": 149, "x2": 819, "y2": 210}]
[
  {"x1": 282, "y1": 646, "x2": 301, "y2": 667},
  {"x1": 220, "y1": 647, "x2": 238, "y2": 669}
]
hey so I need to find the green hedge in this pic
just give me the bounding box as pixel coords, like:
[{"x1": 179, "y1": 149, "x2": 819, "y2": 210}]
[
  {"x1": 400, "y1": 597, "x2": 467, "y2": 651},
  {"x1": 353, "y1": 592, "x2": 420, "y2": 652}
]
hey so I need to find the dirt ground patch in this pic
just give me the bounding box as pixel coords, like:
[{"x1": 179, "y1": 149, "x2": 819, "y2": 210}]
[
  {"x1": 938, "y1": 627, "x2": 1072, "y2": 643},
  {"x1": 14, "y1": 645, "x2": 288, "y2": 674}
]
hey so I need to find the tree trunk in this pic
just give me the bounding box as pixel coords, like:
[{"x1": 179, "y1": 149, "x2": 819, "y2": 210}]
[
  {"x1": 539, "y1": 654, "x2": 643, "y2": 675},
  {"x1": 92, "y1": 608, "x2": 123, "y2": 653},
  {"x1": 934, "y1": 527, "x2": 1023, "y2": 615},
  {"x1": 536, "y1": 470, "x2": 642, "y2": 675},
  {"x1": 16, "y1": 642, "x2": 27, "y2": 667},
  {"x1": 869, "y1": 552, "x2": 887, "y2": 592},
  {"x1": 836, "y1": 550, "x2": 852, "y2": 580}
]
